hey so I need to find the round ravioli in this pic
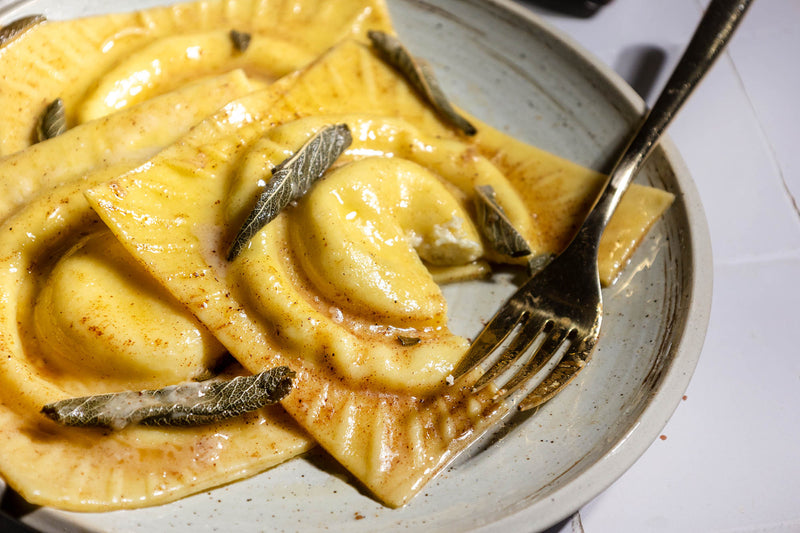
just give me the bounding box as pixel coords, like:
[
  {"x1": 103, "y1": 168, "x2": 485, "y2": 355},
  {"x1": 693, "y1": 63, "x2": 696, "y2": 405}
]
[{"x1": 0, "y1": 173, "x2": 314, "y2": 511}]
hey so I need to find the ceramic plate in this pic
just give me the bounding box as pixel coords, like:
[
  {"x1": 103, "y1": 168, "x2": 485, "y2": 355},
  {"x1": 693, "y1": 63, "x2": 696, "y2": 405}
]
[{"x1": 0, "y1": 0, "x2": 712, "y2": 531}]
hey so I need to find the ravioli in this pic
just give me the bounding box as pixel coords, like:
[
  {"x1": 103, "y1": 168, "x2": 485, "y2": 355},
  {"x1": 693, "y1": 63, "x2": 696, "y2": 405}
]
[
  {"x1": 0, "y1": 0, "x2": 395, "y2": 511},
  {"x1": 85, "y1": 40, "x2": 673, "y2": 506},
  {"x1": 0, "y1": 0, "x2": 392, "y2": 155}
]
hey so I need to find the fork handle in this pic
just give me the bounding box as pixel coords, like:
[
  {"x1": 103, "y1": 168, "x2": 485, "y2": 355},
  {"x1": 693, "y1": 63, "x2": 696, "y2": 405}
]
[{"x1": 572, "y1": 0, "x2": 752, "y2": 251}]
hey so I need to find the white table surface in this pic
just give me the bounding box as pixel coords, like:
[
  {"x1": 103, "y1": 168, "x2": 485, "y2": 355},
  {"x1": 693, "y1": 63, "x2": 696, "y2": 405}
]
[{"x1": 517, "y1": 1, "x2": 800, "y2": 531}]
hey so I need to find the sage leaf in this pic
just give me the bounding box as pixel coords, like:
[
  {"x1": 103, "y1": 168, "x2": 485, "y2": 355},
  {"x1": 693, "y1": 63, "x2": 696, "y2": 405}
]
[
  {"x1": 227, "y1": 123, "x2": 352, "y2": 260},
  {"x1": 37, "y1": 97, "x2": 66, "y2": 143},
  {"x1": 368, "y1": 30, "x2": 476, "y2": 136},
  {"x1": 41, "y1": 366, "x2": 296, "y2": 430},
  {"x1": 527, "y1": 252, "x2": 554, "y2": 277},
  {"x1": 396, "y1": 335, "x2": 421, "y2": 346},
  {"x1": 0, "y1": 14, "x2": 46, "y2": 48},
  {"x1": 230, "y1": 29, "x2": 251, "y2": 52},
  {"x1": 474, "y1": 184, "x2": 531, "y2": 258}
]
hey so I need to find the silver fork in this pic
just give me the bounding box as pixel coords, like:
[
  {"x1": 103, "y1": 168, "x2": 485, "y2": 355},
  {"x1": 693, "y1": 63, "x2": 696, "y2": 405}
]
[{"x1": 451, "y1": 0, "x2": 752, "y2": 412}]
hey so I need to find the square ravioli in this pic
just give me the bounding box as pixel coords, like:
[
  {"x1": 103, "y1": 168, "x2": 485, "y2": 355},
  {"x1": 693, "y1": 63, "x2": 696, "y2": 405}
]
[{"x1": 0, "y1": 0, "x2": 392, "y2": 155}]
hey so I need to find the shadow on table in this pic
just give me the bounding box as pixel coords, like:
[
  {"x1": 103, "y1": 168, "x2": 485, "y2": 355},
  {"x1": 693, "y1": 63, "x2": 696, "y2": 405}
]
[{"x1": 614, "y1": 45, "x2": 669, "y2": 104}]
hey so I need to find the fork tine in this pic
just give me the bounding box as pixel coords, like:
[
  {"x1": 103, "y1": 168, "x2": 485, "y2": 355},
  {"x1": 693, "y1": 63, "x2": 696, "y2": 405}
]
[
  {"x1": 498, "y1": 324, "x2": 572, "y2": 401},
  {"x1": 450, "y1": 299, "x2": 526, "y2": 380},
  {"x1": 517, "y1": 333, "x2": 597, "y2": 411},
  {"x1": 471, "y1": 316, "x2": 550, "y2": 391}
]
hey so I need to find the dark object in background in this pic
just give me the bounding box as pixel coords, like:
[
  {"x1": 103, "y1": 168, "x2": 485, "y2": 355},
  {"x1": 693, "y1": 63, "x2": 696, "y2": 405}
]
[
  {"x1": 0, "y1": 512, "x2": 38, "y2": 533},
  {"x1": 527, "y1": 0, "x2": 613, "y2": 18}
]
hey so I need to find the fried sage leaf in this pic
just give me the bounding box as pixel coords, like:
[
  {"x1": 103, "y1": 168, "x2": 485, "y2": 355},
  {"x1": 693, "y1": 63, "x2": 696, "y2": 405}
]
[
  {"x1": 368, "y1": 30, "x2": 476, "y2": 136},
  {"x1": 230, "y1": 29, "x2": 251, "y2": 52},
  {"x1": 0, "y1": 14, "x2": 46, "y2": 48},
  {"x1": 36, "y1": 97, "x2": 66, "y2": 143},
  {"x1": 527, "y1": 252, "x2": 554, "y2": 276},
  {"x1": 474, "y1": 184, "x2": 531, "y2": 258},
  {"x1": 41, "y1": 366, "x2": 296, "y2": 430},
  {"x1": 396, "y1": 335, "x2": 421, "y2": 346},
  {"x1": 228, "y1": 123, "x2": 352, "y2": 260}
]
